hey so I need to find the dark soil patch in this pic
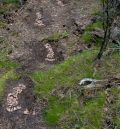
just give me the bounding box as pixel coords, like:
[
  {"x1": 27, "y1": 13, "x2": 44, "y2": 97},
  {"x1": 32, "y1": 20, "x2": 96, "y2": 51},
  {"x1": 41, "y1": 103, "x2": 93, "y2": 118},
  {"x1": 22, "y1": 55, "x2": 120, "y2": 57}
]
[
  {"x1": 0, "y1": 76, "x2": 47, "y2": 129},
  {"x1": 23, "y1": 7, "x2": 53, "y2": 29},
  {"x1": 28, "y1": 40, "x2": 64, "y2": 63},
  {"x1": 14, "y1": 40, "x2": 65, "y2": 72}
]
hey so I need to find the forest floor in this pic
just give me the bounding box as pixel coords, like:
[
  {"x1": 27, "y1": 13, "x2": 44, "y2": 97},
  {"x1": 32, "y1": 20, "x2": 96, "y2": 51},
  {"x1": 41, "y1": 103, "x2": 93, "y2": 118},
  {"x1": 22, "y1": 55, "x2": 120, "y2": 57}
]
[{"x1": 0, "y1": 0, "x2": 120, "y2": 129}]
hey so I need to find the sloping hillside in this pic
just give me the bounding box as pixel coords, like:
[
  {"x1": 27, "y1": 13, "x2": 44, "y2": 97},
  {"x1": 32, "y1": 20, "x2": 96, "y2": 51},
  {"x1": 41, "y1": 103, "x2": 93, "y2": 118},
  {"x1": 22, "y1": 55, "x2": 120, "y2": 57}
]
[{"x1": 0, "y1": 0, "x2": 120, "y2": 129}]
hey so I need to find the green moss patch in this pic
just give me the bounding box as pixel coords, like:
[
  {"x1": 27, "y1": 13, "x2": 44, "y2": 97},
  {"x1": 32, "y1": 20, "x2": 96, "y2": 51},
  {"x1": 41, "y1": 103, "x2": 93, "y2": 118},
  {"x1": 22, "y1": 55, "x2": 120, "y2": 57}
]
[
  {"x1": 44, "y1": 96, "x2": 66, "y2": 125},
  {"x1": 82, "y1": 31, "x2": 93, "y2": 43},
  {"x1": 81, "y1": 21, "x2": 103, "y2": 45},
  {"x1": 46, "y1": 31, "x2": 69, "y2": 42},
  {"x1": 85, "y1": 21, "x2": 103, "y2": 32},
  {"x1": 111, "y1": 88, "x2": 120, "y2": 129},
  {"x1": 0, "y1": 21, "x2": 7, "y2": 29},
  {"x1": 2, "y1": 0, "x2": 19, "y2": 4},
  {"x1": 0, "y1": 61, "x2": 19, "y2": 69},
  {"x1": 0, "y1": 2, "x2": 19, "y2": 14},
  {"x1": 32, "y1": 49, "x2": 120, "y2": 128},
  {"x1": 0, "y1": 38, "x2": 20, "y2": 69}
]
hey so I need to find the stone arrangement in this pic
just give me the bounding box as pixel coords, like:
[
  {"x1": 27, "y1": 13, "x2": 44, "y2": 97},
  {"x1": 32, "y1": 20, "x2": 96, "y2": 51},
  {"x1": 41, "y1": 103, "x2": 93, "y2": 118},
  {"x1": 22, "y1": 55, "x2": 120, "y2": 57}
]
[
  {"x1": 34, "y1": 12, "x2": 45, "y2": 27},
  {"x1": 44, "y1": 43, "x2": 55, "y2": 62},
  {"x1": 6, "y1": 84, "x2": 26, "y2": 112}
]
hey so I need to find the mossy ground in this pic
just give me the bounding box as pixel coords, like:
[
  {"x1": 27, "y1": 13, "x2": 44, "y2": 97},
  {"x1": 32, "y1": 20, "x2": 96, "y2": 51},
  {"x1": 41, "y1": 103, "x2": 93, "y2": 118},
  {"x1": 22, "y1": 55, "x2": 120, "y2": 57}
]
[
  {"x1": 0, "y1": 38, "x2": 20, "y2": 99},
  {"x1": 81, "y1": 21, "x2": 103, "y2": 45},
  {"x1": 32, "y1": 49, "x2": 120, "y2": 128},
  {"x1": 46, "y1": 31, "x2": 69, "y2": 42},
  {"x1": 2, "y1": 0, "x2": 19, "y2": 4},
  {"x1": 0, "y1": 37, "x2": 19, "y2": 69},
  {"x1": 32, "y1": 50, "x2": 97, "y2": 96},
  {"x1": 109, "y1": 88, "x2": 120, "y2": 129},
  {"x1": 0, "y1": 0, "x2": 20, "y2": 15}
]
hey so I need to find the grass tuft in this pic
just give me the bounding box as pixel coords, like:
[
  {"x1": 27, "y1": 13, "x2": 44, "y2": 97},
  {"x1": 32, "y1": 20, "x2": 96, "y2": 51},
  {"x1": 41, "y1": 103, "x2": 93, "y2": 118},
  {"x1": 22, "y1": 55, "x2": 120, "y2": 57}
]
[
  {"x1": 47, "y1": 31, "x2": 69, "y2": 42},
  {"x1": 85, "y1": 21, "x2": 103, "y2": 31},
  {"x1": 0, "y1": 37, "x2": 20, "y2": 69},
  {"x1": 2, "y1": 0, "x2": 19, "y2": 4},
  {"x1": 81, "y1": 21, "x2": 103, "y2": 44},
  {"x1": 0, "y1": 21, "x2": 7, "y2": 29},
  {"x1": 81, "y1": 31, "x2": 93, "y2": 43}
]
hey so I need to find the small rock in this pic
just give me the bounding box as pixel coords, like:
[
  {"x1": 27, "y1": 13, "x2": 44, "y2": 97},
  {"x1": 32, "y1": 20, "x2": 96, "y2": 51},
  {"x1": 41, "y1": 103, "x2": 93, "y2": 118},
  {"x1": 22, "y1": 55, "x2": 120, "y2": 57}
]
[
  {"x1": 23, "y1": 108, "x2": 30, "y2": 115},
  {"x1": 79, "y1": 78, "x2": 98, "y2": 86}
]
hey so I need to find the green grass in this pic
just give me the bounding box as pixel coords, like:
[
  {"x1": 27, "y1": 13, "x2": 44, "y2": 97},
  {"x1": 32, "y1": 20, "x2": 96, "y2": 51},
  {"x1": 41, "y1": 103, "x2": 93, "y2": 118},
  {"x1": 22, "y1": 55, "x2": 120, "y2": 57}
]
[
  {"x1": 80, "y1": 93, "x2": 106, "y2": 129},
  {"x1": 0, "y1": 37, "x2": 20, "y2": 69},
  {"x1": 111, "y1": 88, "x2": 120, "y2": 129},
  {"x1": 2, "y1": 0, "x2": 19, "y2": 4},
  {"x1": 0, "y1": 21, "x2": 7, "y2": 29},
  {"x1": 0, "y1": 1, "x2": 19, "y2": 14},
  {"x1": 32, "y1": 50, "x2": 97, "y2": 96},
  {"x1": 32, "y1": 50, "x2": 100, "y2": 126},
  {"x1": 0, "y1": 37, "x2": 20, "y2": 98},
  {"x1": 0, "y1": 61, "x2": 19, "y2": 69},
  {"x1": 44, "y1": 96, "x2": 66, "y2": 125},
  {"x1": 81, "y1": 21, "x2": 103, "y2": 44},
  {"x1": 85, "y1": 21, "x2": 103, "y2": 32},
  {"x1": 47, "y1": 92, "x2": 106, "y2": 129},
  {"x1": 98, "y1": 53, "x2": 120, "y2": 76},
  {"x1": 32, "y1": 49, "x2": 120, "y2": 128},
  {"x1": 0, "y1": 70, "x2": 19, "y2": 99},
  {"x1": 82, "y1": 31, "x2": 93, "y2": 43},
  {"x1": 47, "y1": 31, "x2": 69, "y2": 42},
  {"x1": 0, "y1": 52, "x2": 19, "y2": 69}
]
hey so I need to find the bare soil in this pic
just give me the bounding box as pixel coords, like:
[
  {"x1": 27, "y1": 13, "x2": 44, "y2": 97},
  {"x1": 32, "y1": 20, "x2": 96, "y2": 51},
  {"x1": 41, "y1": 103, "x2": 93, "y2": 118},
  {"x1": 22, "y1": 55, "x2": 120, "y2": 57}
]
[{"x1": 0, "y1": 76, "x2": 48, "y2": 129}]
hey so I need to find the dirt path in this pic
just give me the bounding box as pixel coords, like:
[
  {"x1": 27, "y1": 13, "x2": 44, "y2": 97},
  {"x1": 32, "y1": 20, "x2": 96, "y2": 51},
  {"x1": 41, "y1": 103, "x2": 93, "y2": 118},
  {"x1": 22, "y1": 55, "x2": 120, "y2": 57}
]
[
  {"x1": 1, "y1": 0, "x2": 99, "y2": 71},
  {"x1": 0, "y1": 76, "x2": 47, "y2": 129},
  {"x1": 0, "y1": 0, "x2": 99, "y2": 129}
]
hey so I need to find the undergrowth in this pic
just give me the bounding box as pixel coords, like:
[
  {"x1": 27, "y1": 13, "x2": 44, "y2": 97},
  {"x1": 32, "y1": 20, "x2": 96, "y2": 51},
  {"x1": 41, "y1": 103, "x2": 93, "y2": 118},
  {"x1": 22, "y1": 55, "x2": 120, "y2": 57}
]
[
  {"x1": 33, "y1": 50, "x2": 97, "y2": 97},
  {"x1": 111, "y1": 88, "x2": 120, "y2": 129},
  {"x1": 46, "y1": 31, "x2": 69, "y2": 42},
  {"x1": 0, "y1": 37, "x2": 19, "y2": 69},
  {"x1": 0, "y1": 37, "x2": 20, "y2": 99},
  {"x1": 81, "y1": 21, "x2": 103, "y2": 45},
  {"x1": 0, "y1": 1, "x2": 20, "y2": 14},
  {"x1": 2, "y1": 0, "x2": 19, "y2": 4},
  {"x1": 32, "y1": 50, "x2": 120, "y2": 128}
]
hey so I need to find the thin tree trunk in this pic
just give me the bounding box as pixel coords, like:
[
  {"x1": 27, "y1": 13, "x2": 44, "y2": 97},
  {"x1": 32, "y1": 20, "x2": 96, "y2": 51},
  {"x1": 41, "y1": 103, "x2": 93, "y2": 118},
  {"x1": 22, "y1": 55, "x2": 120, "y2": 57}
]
[{"x1": 97, "y1": 0, "x2": 111, "y2": 59}]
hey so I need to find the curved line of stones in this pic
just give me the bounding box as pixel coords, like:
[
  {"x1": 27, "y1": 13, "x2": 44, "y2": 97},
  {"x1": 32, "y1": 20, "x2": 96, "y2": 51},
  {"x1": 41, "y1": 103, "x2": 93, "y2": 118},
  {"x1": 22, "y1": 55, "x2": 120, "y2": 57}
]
[
  {"x1": 44, "y1": 43, "x2": 55, "y2": 62},
  {"x1": 6, "y1": 83, "x2": 36, "y2": 115},
  {"x1": 34, "y1": 0, "x2": 64, "y2": 26},
  {"x1": 6, "y1": 84, "x2": 26, "y2": 112}
]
